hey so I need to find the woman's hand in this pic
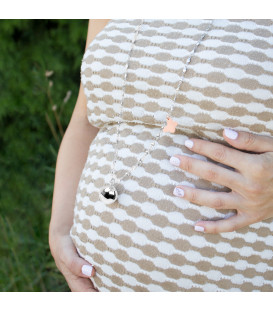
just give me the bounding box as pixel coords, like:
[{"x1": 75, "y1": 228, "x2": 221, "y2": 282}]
[
  {"x1": 49, "y1": 231, "x2": 98, "y2": 292},
  {"x1": 170, "y1": 128, "x2": 273, "y2": 234}
]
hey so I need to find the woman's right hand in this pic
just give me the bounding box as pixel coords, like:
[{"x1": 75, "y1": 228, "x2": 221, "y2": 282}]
[{"x1": 49, "y1": 231, "x2": 98, "y2": 292}]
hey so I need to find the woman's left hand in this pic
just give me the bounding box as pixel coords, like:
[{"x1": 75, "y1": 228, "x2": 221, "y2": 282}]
[{"x1": 170, "y1": 128, "x2": 273, "y2": 234}]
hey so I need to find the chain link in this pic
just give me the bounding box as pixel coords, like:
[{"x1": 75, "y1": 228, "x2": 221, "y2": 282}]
[{"x1": 109, "y1": 19, "x2": 213, "y2": 186}]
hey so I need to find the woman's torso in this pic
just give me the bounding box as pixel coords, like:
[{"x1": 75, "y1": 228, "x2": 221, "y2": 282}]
[{"x1": 70, "y1": 19, "x2": 273, "y2": 291}]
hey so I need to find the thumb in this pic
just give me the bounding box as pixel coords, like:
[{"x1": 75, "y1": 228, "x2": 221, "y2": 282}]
[
  {"x1": 67, "y1": 255, "x2": 96, "y2": 279},
  {"x1": 66, "y1": 274, "x2": 98, "y2": 292},
  {"x1": 61, "y1": 236, "x2": 96, "y2": 279},
  {"x1": 223, "y1": 128, "x2": 273, "y2": 153}
]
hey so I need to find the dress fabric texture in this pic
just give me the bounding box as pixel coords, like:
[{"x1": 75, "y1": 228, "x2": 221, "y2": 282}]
[{"x1": 70, "y1": 19, "x2": 273, "y2": 291}]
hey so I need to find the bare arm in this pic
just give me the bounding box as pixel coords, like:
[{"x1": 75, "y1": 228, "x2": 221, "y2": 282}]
[
  {"x1": 49, "y1": 94, "x2": 98, "y2": 236},
  {"x1": 49, "y1": 19, "x2": 111, "y2": 292}
]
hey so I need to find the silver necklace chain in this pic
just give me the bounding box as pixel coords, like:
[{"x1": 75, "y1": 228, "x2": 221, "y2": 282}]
[{"x1": 99, "y1": 19, "x2": 213, "y2": 204}]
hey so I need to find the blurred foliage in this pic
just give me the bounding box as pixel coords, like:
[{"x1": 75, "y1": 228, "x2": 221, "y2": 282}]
[{"x1": 0, "y1": 19, "x2": 88, "y2": 291}]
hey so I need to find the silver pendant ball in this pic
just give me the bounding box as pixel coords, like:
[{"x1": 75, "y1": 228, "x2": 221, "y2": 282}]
[{"x1": 99, "y1": 185, "x2": 118, "y2": 205}]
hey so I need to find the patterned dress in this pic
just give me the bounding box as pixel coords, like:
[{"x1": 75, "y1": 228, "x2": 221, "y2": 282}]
[{"x1": 70, "y1": 19, "x2": 273, "y2": 291}]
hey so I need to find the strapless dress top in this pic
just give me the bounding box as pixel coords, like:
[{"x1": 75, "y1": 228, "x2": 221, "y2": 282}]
[{"x1": 70, "y1": 19, "x2": 273, "y2": 291}]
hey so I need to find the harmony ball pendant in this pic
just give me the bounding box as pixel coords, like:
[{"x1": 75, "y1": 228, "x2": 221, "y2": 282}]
[{"x1": 99, "y1": 184, "x2": 118, "y2": 205}]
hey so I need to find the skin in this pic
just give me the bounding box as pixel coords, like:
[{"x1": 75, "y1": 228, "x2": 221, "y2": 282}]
[
  {"x1": 49, "y1": 19, "x2": 111, "y2": 292},
  {"x1": 49, "y1": 19, "x2": 273, "y2": 291},
  {"x1": 171, "y1": 129, "x2": 273, "y2": 234}
]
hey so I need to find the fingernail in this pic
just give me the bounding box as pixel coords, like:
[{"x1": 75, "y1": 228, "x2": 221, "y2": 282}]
[
  {"x1": 224, "y1": 128, "x2": 238, "y2": 140},
  {"x1": 82, "y1": 264, "x2": 93, "y2": 277},
  {"x1": 185, "y1": 139, "x2": 194, "y2": 148},
  {"x1": 194, "y1": 225, "x2": 205, "y2": 232},
  {"x1": 173, "y1": 187, "x2": 184, "y2": 197},
  {"x1": 170, "y1": 156, "x2": 180, "y2": 166}
]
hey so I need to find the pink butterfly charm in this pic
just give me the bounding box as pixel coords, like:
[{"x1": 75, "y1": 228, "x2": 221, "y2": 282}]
[{"x1": 163, "y1": 116, "x2": 178, "y2": 133}]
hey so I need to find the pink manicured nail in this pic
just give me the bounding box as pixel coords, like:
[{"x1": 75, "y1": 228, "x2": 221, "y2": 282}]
[
  {"x1": 173, "y1": 187, "x2": 184, "y2": 197},
  {"x1": 194, "y1": 225, "x2": 205, "y2": 232},
  {"x1": 170, "y1": 156, "x2": 180, "y2": 166},
  {"x1": 82, "y1": 264, "x2": 93, "y2": 277},
  {"x1": 185, "y1": 139, "x2": 194, "y2": 148},
  {"x1": 224, "y1": 128, "x2": 238, "y2": 140}
]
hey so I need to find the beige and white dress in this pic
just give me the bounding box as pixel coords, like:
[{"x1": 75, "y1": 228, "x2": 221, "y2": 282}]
[{"x1": 70, "y1": 19, "x2": 273, "y2": 291}]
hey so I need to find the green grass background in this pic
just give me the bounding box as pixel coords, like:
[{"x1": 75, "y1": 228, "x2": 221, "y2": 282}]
[{"x1": 0, "y1": 19, "x2": 88, "y2": 291}]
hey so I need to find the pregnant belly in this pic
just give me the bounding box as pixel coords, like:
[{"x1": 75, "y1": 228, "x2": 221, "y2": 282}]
[{"x1": 70, "y1": 123, "x2": 273, "y2": 292}]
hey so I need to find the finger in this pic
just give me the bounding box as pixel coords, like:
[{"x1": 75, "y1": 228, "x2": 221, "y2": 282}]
[
  {"x1": 183, "y1": 136, "x2": 254, "y2": 173},
  {"x1": 65, "y1": 251, "x2": 96, "y2": 279},
  {"x1": 65, "y1": 274, "x2": 98, "y2": 292},
  {"x1": 173, "y1": 185, "x2": 240, "y2": 210},
  {"x1": 60, "y1": 236, "x2": 96, "y2": 278},
  {"x1": 194, "y1": 211, "x2": 250, "y2": 234},
  {"x1": 170, "y1": 154, "x2": 245, "y2": 191},
  {"x1": 223, "y1": 128, "x2": 273, "y2": 153}
]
